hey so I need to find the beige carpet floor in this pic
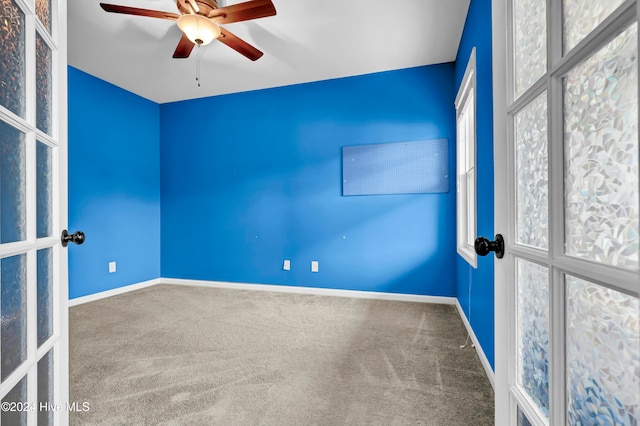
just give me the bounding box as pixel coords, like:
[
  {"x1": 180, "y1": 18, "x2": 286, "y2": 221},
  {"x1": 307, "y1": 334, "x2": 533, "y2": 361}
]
[{"x1": 69, "y1": 284, "x2": 494, "y2": 425}]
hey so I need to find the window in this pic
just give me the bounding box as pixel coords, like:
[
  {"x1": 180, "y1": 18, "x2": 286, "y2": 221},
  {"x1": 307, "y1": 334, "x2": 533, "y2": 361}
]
[{"x1": 456, "y1": 48, "x2": 477, "y2": 268}]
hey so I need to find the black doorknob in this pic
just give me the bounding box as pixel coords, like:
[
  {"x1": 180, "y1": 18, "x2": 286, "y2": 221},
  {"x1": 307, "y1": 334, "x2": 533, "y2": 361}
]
[
  {"x1": 474, "y1": 234, "x2": 504, "y2": 259},
  {"x1": 61, "y1": 230, "x2": 85, "y2": 247}
]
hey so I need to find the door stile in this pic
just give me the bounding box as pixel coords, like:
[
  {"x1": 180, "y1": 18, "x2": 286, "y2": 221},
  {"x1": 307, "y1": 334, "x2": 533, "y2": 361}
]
[
  {"x1": 26, "y1": 129, "x2": 37, "y2": 422},
  {"x1": 492, "y1": 0, "x2": 510, "y2": 424},
  {"x1": 54, "y1": 0, "x2": 70, "y2": 422},
  {"x1": 504, "y1": 1, "x2": 517, "y2": 422},
  {"x1": 546, "y1": 0, "x2": 564, "y2": 418},
  {"x1": 505, "y1": 55, "x2": 518, "y2": 426},
  {"x1": 548, "y1": 267, "x2": 565, "y2": 426}
]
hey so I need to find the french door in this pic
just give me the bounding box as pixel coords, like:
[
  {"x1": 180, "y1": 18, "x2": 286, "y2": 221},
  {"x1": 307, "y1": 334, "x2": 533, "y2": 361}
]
[
  {"x1": 0, "y1": 0, "x2": 69, "y2": 424},
  {"x1": 493, "y1": 0, "x2": 639, "y2": 425}
]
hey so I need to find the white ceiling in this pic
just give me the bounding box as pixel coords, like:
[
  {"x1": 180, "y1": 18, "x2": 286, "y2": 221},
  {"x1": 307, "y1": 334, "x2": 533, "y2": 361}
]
[{"x1": 68, "y1": 0, "x2": 470, "y2": 104}]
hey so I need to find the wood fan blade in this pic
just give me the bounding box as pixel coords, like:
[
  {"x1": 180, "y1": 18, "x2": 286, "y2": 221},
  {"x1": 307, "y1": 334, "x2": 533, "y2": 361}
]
[
  {"x1": 218, "y1": 28, "x2": 263, "y2": 61},
  {"x1": 212, "y1": 0, "x2": 276, "y2": 25},
  {"x1": 173, "y1": 33, "x2": 195, "y2": 58},
  {"x1": 99, "y1": 3, "x2": 180, "y2": 20}
]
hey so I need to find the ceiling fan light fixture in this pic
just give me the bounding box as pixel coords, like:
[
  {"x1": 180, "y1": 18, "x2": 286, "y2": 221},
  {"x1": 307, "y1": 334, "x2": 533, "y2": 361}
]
[{"x1": 177, "y1": 14, "x2": 221, "y2": 46}]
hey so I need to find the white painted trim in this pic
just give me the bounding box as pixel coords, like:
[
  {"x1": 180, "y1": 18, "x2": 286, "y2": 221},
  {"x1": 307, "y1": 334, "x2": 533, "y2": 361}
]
[
  {"x1": 55, "y1": 6, "x2": 70, "y2": 417},
  {"x1": 455, "y1": 299, "x2": 496, "y2": 390},
  {"x1": 455, "y1": 47, "x2": 478, "y2": 269},
  {"x1": 161, "y1": 278, "x2": 457, "y2": 305},
  {"x1": 455, "y1": 47, "x2": 477, "y2": 109},
  {"x1": 67, "y1": 278, "x2": 162, "y2": 307},
  {"x1": 492, "y1": 0, "x2": 509, "y2": 423}
]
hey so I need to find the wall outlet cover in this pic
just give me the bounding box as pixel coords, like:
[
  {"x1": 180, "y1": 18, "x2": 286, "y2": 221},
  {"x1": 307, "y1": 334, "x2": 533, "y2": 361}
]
[
  {"x1": 283, "y1": 260, "x2": 291, "y2": 271},
  {"x1": 108, "y1": 261, "x2": 116, "y2": 273},
  {"x1": 311, "y1": 261, "x2": 319, "y2": 272}
]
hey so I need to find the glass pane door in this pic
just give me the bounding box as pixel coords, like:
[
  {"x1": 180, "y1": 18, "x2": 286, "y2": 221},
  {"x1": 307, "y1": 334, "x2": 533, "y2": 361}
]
[
  {"x1": 0, "y1": 0, "x2": 67, "y2": 423},
  {"x1": 503, "y1": 0, "x2": 639, "y2": 424}
]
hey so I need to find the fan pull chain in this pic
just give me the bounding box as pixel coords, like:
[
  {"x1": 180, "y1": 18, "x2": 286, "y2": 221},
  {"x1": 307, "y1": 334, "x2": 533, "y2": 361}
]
[{"x1": 195, "y1": 45, "x2": 201, "y2": 87}]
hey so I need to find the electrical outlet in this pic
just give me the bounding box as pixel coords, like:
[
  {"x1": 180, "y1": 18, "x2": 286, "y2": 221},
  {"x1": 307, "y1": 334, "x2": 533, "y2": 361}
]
[
  {"x1": 283, "y1": 259, "x2": 291, "y2": 271},
  {"x1": 109, "y1": 261, "x2": 116, "y2": 273},
  {"x1": 311, "y1": 261, "x2": 319, "y2": 272}
]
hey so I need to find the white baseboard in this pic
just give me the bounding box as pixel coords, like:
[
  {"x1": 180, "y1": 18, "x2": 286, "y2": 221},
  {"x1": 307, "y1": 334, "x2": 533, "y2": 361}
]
[
  {"x1": 67, "y1": 278, "x2": 162, "y2": 307},
  {"x1": 161, "y1": 278, "x2": 458, "y2": 305},
  {"x1": 455, "y1": 299, "x2": 495, "y2": 389}
]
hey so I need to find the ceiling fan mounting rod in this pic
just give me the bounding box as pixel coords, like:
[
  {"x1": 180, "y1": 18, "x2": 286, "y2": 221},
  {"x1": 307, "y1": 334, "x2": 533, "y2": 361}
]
[
  {"x1": 186, "y1": 0, "x2": 200, "y2": 13},
  {"x1": 177, "y1": 0, "x2": 219, "y2": 16}
]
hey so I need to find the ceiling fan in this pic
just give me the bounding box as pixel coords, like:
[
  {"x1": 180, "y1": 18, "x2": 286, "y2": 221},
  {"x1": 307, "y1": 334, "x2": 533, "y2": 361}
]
[{"x1": 99, "y1": 0, "x2": 276, "y2": 61}]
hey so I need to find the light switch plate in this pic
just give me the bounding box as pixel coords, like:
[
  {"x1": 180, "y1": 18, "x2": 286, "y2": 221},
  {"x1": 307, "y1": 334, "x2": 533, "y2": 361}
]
[
  {"x1": 109, "y1": 261, "x2": 116, "y2": 273},
  {"x1": 311, "y1": 261, "x2": 319, "y2": 272},
  {"x1": 283, "y1": 260, "x2": 291, "y2": 271}
]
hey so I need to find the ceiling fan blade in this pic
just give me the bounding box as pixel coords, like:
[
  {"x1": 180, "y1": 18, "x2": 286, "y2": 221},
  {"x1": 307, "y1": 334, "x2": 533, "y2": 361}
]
[
  {"x1": 212, "y1": 0, "x2": 276, "y2": 24},
  {"x1": 173, "y1": 33, "x2": 195, "y2": 58},
  {"x1": 99, "y1": 3, "x2": 180, "y2": 20},
  {"x1": 218, "y1": 28, "x2": 263, "y2": 61}
]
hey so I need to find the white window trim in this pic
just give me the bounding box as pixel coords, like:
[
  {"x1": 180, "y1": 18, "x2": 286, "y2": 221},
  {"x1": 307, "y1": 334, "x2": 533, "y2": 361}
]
[{"x1": 456, "y1": 47, "x2": 478, "y2": 268}]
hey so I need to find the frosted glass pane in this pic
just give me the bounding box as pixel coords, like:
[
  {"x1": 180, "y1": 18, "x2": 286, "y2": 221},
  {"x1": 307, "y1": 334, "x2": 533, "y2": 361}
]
[
  {"x1": 37, "y1": 142, "x2": 52, "y2": 238},
  {"x1": 515, "y1": 92, "x2": 548, "y2": 249},
  {"x1": 513, "y1": 0, "x2": 546, "y2": 97},
  {"x1": 0, "y1": 0, "x2": 26, "y2": 118},
  {"x1": 38, "y1": 350, "x2": 53, "y2": 426},
  {"x1": 0, "y1": 121, "x2": 26, "y2": 243},
  {"x1": 1, "y1": 254, "x2": 27, "y2": 380},
  {"x1": 36, "y1": 33, "x2": 52, "y2": 135},
  {"x1": 37, "y1": 249, "x2": 53, "y2": 347},
  {"x1": 517, "y1": 407, "x2": 533, "y2": 426},
  {"x1": 1, "y1": 377, "x2": 27, "y2": 425},
  {"x1": 564, "y1": 0, "x2": 625, "y2": 52},
  {"x1": 564, "y1": 24, "x2": 639, "y2": 270},
  {"x1": 36, "y1": 0, "x2": 51, "y2": 33},
  {"x1": 566, "y1": 276, "x2": 640, "y2": 425},
  {"x1": 516, "y1": 259, "x2": 549, "y2": 417}
]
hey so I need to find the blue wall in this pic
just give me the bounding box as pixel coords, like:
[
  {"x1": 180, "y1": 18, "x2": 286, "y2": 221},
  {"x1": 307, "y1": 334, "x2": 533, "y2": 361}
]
[
  {"x1": 68, "y1": 44, "x2": 495, "y2": 367},
  {"x1": 454, "y1": 0, "x2": 495, "y2": 369},
  {"x1": 68, "y1": 67, "x2": 161, "y2": 299},
  {"x1": 160, "y1": 65, "x2": 457, "y2": 296}
]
